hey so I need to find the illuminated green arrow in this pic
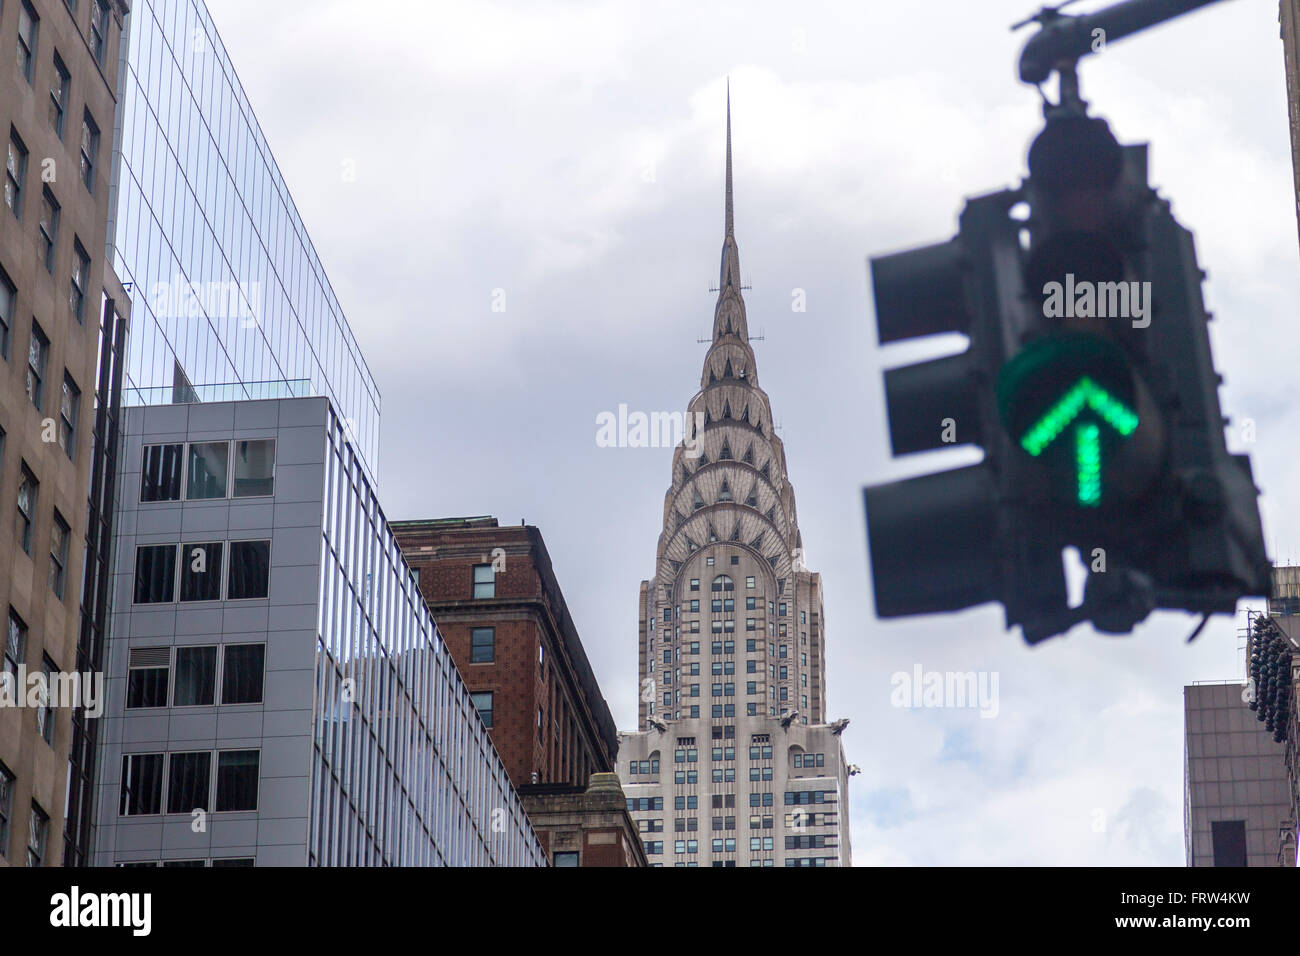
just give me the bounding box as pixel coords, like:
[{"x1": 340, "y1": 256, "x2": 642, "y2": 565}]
[{"x1": 1019, "y1": 376, "x2": 1139, "y2": 507}]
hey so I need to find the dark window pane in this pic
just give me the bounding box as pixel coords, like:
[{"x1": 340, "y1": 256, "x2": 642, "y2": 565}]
[
  {"x1": 211, "y1": 857, "x2": 254, "y2": 867},
  {"x1": 166, "y1": 752, "x2": 211, "y2": 814},
  {"x1": 470, "y1": 691, "x2": 493, "y2": 728},
  {"x1": 119, "y1": 753, "x2": 163, "y2": 815},
  {"x1": 232, "y1": 439, "x2": 275, "y2": 497},
  {"x1": 140, "y1": 444, "x2": 183, "y2": 501},
  {"x1": 215, "y1": 750, "x2": 259, "y2": 812},
  {"x1": 186, "y1": 441, "x2": 228, "y2": 499},
  {"x1": 553, "y1": 851, "x2": 579, "y2": 867},
  {"x1": 162, "y1": 860, "x2": 205, "y2": 867},
  {"x1": 179, "y1": 542, "x2": 223, "y2": 601},
  {"x1": 173, "y1": 646, "x2": 216, "y2": 706},
  {"x1": 133, "y1": 545, "x2": 176, "y2": 603},
  {"x1": 1211, "y1": 820, "x2": 1248, "y2": 867},
  {"x1": 221, "y1": 644, "x2": 264, "y2": 704},
  {"x1": 126, "y1": 668, "x2": 168, "y2": 708},
  {"x1": 227, "y1": 540, "x2": 269, "y2": 599},
  {"x1": 470, "y1": 627, "x2": 494, "y2": 663}
]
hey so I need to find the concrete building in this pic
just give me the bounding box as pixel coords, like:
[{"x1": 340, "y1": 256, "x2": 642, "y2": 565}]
[
  {"x1": 0, "y1": 0, "x2": 131, "y2": 868},
  {"x1": 393, "y1": 517, "x2": 645, "y2": 866},
  {"x1": 518, "y1": 773, "x2": 648, "y2": 867},
  {"x1": 92, "y1": 396, "x2": 545, "y2": 866},
  {"x1": 618, "y1": 93, "x2": 853, "y2": 866}
]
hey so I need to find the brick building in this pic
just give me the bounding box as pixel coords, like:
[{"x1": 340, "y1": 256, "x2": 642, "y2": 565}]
[
  {"x1": 518, "y1": 773, "x2": 648, "y2": 867},
  {"x1": 392, "y1": 517, "x2": 643, "y2": 865},
  {"x1": 392, "y1": 517, "x2": 617, "y2": 790}
]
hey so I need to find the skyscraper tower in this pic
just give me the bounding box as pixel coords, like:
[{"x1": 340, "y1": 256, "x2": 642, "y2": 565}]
[{"x1": 619, "y1": 91, "x2": 852, "y2": 867}]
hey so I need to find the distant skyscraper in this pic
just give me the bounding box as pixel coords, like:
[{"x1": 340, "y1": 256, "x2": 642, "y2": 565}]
[
  {"x1": 108, "y1": 0, "x2": 381, "y2": 475},
  {"x1": 1283, "y1": 1, "x2": 1300, "y2": 252},
  {"x1": 618, "y1": 93, "x2": 853, "y2": 867}
]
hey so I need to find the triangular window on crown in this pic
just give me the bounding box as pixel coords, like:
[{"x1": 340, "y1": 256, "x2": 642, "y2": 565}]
[
  {"x1": 697, "y1": 450, "x2": 709, "y2": 466},
  {"x1": 724, "y1": 358, "x2": 733, "y2": 379},
  {"x1": 708, "y1": 527, "x2": 719, "y2": 543},
  {"x1": 768, "y1": 555, "x2": 779, "y2": 569},
  {"x1": 718, "y1": 479, "x2": 733, "y2": 502},
  {"x1": 761, "y1": 460, "x2": 771, "y2": 479},
  {"x1": 742, "y1": 444, "x2": 754, "y2": 464},
  {"x1": 750, "y1": 532, "x2": 764, "y2": 550},
  {"x1": 729, "y1": 526, "x2": 741, "y2": 542},
  {"x1": 709, "y1": 367, "x2": 718, "y2": 384},
  {"x1": 675, "y1": 511, "x2": 686, "y2": 529},
  {"x1": 705, "y1": 409, "x2": 713, "y2": 425},
  {"x1": 720, "y1": 441, "x2": 732, "y2": 460},
  {"x1": 669, "y1": 560, "x2": 681, "y2": 573},
  {"x1": 766, "y1": 505, "x2": 776, "y2": 522},
  {"x1": 745, "y1": 484, "x2": 759, "y2": 508},
  {"x1": 693, "y1": 491, "x2": 705, "y2": 511},
  {"x1": 723, "y1": 400, "x2": 732, "y2": 419},
  {"x1": 685, "y1": 536, "x2": 698, "y2": 552}
]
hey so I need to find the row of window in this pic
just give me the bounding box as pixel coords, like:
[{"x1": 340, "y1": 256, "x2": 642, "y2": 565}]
[
  {"x1": 0, "y1": 286, "x2": 83, "y2": 460},
  {"x1": 117, "y1": 858, "x2": 254, "y2": 867},
  {"x1": 132, "y1": 540, "x2": 270, "y2": 604},
  {"x1": 12, "y1": 459, "x2": 76, "y2": 604},
  {"x1": 126, "y1": 643, "x2": 265, "y2": 709},
  {"x1": 0, "y1": 763, "x2": 47, "y2": 865},
  {"x1": 3, "y1": 609, "x2": 56, "y2": 745},
  {"x1": 140, "y1": 440, "x2": 276, "y2": 502},
  {"x1": 119, "y1": 749, "x2": 260, "y2": 816}
]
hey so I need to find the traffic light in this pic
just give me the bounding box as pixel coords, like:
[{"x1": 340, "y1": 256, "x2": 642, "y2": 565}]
[{"x1": 864, "y1": 100, "x2": 1270, "y2": 644}]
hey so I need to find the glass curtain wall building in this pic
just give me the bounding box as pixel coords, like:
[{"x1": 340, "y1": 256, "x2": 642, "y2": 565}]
[
  {"x1": 107, "y1": 0, "x2": 381, "y2": 476},
  {"x1": 94, "y1": 396, "x2": 544, "y2": 866}
]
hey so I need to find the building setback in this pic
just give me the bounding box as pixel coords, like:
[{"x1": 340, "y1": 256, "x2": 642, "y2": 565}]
[
  {"x1": 1184, "y1": 567, "x2": 1300, "y2": 867},
  {"x1": 93, "y1": 397, "x2": 545, "y2": 866},
  {"x1": 618, "y1": 93, "x2": 853, "y2": 866},
  {"x1": 394, "y1": 517, "x2": 645, "y2": 866},
  {"x1": 0, "y1": 0, "x2": 131, "y2": 868}
]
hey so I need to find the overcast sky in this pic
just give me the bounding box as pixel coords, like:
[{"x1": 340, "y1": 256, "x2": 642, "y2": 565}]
[{"x1": 206, "y1": 0, "x2": 1298, "y2": 864}]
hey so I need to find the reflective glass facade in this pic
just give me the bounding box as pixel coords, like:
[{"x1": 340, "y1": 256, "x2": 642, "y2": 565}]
[
  {"x1": 313, "y1": 400, "x2": 543, "y2": 866},
  {"x1": 108, "y1": 0, "x2": 381, "y2": 475}
]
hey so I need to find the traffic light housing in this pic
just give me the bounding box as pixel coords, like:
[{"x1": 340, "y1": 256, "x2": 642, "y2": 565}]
[{"x1": 864, "y1": 102, "x2": 1270, "y2": 643}]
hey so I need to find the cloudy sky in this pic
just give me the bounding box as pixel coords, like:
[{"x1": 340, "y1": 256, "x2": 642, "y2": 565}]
[{"x1": 206, "y1": 0, "x2": 1298, "y2": 864}]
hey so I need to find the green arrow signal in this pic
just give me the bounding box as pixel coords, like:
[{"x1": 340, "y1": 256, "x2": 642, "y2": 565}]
[{"x1": 1019, "y1": 376, "x2": 1139, "y2": 507}]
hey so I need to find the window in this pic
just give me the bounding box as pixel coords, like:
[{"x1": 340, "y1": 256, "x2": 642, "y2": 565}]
[
  {"x1": 90, "y1": 0, "x2": 109, "y2": 63},
  {"x1": 472, "y1": 563, "x2": 495, "y2": 598},
  {"x1": 553, "y1": 851, "x2": 579, "y2": 867},
  {"x1": 39, "y1": 187, "x2": 59, "y2": 272},
  {"x1": 173, "y1": 646, "x2": 217, "y2": 706},
  {"x1": 690, "y1": 578, "x2": 699, "y2": 591},
  {"x1": 233, "y1": 439, "x2": 275, "y2": 496},
  {"x1": 49, "y1": 510, "x2": 69, "y2": 598},
  {"x1": 126, "y1": 646, "x2": 170, "y2": 709},
  {"x1": 5, "y1": 130, "x2": 26, "y2": 220},
  {"x1": 133, "y1": 544, "x2": 177, "y2": 603},
  {"x1": 470, "y1": 627, "x2": 495, "y2": 663},
  {"x1": 59, "y1": 374, "x2": 79, "y2": 457},
  {"x1": 0, "y1": 763, "x2": 12, "y2": 859},
  {"x1": 16, "y1": 464, "x2": 38, "y2": 555},
  {"x1": 25, "y1": 321, "x2": 47, "y2": 408},
  {"x1": 167, "y1": 752, "x2": 211, "y2": 814},
  {"x1": 227, "y1": 540, "x2": 270, "y2": 599},
  {"x1": 1211, "y1": 820, "x2": 1247, "y2": 867},
  {"x1": 471, "y1": 691, "x2": 493, "y2": 728},
  {"x1": 140, "y1": 444, "x2": 183, "y2": 501},
  {"x1": 80, "y1": 111, "x2": 99, "y2": 192},
  {"x1": 119, "y1": 753, "x2": 164, "y2": 815},
  {"x1": 179, "y1": 542, "x2": 223, "y2": 602},
  {"x1": 215, "y1": 750, "x2": 259, "y2": 812},
  {"x1": 17, "y1": 3, "x2": 39, "y2": 81},
  {"x1": 4, "y1": 610, "x2": 26, "y2": 687},
  {"x1": 0, "y1": 268, "x2": 13, "y2": 358},
  {"x1": 69, "y1": 239, "x2": 88, "y2": 321},
  {"x1": 221, "y1": 644, "x2": 265, "y2": 705},
  {"x1": 746, "y1": 576, "x2": 755, "y2": 588},
  {"x1": 49, "y1": 54, "x2": 69, "y2": 138},
  {"x1": 187, "y1": 441, "x2": 228, "y2": 499},
  {"x1": 26, "y1": 802, "x2": 47, "y2": 867}
]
